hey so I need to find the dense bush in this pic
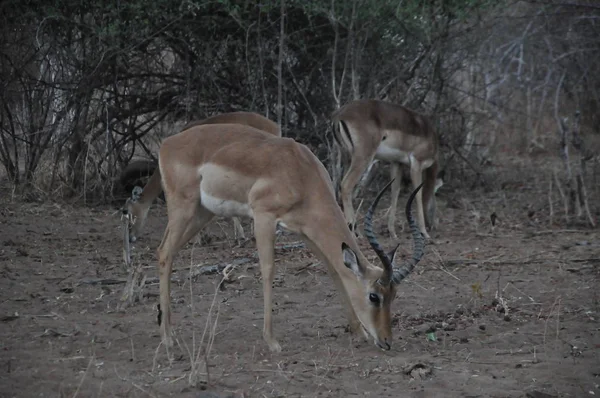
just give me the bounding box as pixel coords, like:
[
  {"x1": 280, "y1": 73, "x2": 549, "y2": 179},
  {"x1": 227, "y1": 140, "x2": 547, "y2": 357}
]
[{"x1": 1, "y1": 0, "x2": 598, "y2": 207}]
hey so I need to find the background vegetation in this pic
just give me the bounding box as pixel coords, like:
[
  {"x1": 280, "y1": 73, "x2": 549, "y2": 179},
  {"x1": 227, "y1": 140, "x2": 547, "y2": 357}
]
[{"x1": 1, "y1": 0, "x2": 598, "y2": 224}]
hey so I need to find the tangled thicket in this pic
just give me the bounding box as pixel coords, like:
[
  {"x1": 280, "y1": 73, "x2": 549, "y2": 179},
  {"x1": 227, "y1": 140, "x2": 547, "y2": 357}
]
[{"x1": 1, "y1": 0, "x2": 599, "y2": 210}]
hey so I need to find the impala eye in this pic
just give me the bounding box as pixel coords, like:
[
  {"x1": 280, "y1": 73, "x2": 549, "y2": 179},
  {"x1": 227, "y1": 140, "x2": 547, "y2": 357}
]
[{"x1": 369, "y1": 293, "x2": 381, "y2": 305}]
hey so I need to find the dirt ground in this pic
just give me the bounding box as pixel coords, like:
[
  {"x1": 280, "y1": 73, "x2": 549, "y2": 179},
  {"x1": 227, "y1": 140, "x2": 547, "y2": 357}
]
[{"x1": 0, "y1": 163, "x2": 599, "y2": 398}]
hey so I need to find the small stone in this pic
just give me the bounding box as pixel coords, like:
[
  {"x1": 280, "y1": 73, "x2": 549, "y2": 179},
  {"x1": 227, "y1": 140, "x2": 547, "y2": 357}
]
[
  {"x1": 407, "y1": 313, "x2": 422, "y2": 322},
  {"x1": 443, "y1": 322, "x2": 456, "y2": 331},
  {"x1": 414, "y1": 323, "x2": 436, "y2": 335}
]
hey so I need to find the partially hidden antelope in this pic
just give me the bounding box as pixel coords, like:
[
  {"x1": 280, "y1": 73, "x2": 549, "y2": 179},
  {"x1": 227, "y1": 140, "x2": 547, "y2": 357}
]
[
  {"x1": 123, "y1": 111, "x2": 281, "y2": 243},
  {"x1": 332, "y1": 99, "x2": 441, "y2": 239},
  {"x1": 126, "y1": 122, "x2": 426, "y2": 358}
]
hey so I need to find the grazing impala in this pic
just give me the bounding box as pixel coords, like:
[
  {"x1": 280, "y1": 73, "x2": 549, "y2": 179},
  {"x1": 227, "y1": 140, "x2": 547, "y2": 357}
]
[
  {"x1": 123, "y1": 111, "x2": 281, "y2": 243},
  {"x1": 128, "y1": 122, "x2": 425, "y2": 357},
  {"x1": 332, "y1": 99, "x2": 440, "y2": 239}
]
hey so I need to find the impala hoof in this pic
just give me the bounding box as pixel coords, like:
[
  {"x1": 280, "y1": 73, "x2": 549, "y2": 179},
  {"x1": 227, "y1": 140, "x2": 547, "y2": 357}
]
[
  {"x1": 376, "y1": 340, "x2": 391, "y2": 351},
  {"x1": 161, "y1": 336, "x2": 175, "y2": 362},
  {"x1": 162, "y1": 335, "x2": 174, "y2": 350},
  {"x1": 267, "y1": 340, "x2": 282, "y2": 352}
]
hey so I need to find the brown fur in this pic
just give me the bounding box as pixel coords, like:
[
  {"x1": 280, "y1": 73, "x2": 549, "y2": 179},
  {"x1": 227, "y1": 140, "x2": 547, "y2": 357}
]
[
  {"x1": 125, "y1": 111, "x2": 281, "y2": 241},
  {"x1": 422, "y1": 159, "x2": 439, "y2": 227},
  {"x1": 181, "y1": 111, "x2": 281, "y2": 136},
  {"x1": 332, "y1": 99, "x2": 440, "y2": 239},
  {"x1": 152, "y1": 123, "x2": 423, "y2": 358}
]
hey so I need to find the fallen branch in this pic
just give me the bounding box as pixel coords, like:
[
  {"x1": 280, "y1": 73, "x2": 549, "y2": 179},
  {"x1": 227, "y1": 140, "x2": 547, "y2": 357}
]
[
  {"x1": 275, "y1": 241, "x2": 306, "y2": 250},
  {"x1": 294, "y1": 262, "x2": 321, "y2": 275},
  {"x1": 79, "y1": 278, "x2": 125, "y2": 286},
  {"x1": 526, "y1": 229, "x2": 588, "y2": 236},
  {"x1": 37, "y1": 328, "x2": 73, "y2": 338},
  {"x1": 431, "y1": 248, "x2": 460, "y2": 281},
  {"x1": 80, "y1": 257, "x2": 254, "y2": 287},
  {"x1": 443, "y1": 257, "x2": 599, "y2": 267}
]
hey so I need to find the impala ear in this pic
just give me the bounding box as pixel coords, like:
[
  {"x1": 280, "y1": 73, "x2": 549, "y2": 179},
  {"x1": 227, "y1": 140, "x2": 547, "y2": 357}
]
[{"x1": 342, "y1": 243, "x2": 364, "y2": 277}]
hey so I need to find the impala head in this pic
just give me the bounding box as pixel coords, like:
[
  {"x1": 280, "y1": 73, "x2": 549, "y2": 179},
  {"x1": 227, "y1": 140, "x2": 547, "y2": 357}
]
[{"x1": 341, "y1": 181, "x2": 425, "y2": 350}]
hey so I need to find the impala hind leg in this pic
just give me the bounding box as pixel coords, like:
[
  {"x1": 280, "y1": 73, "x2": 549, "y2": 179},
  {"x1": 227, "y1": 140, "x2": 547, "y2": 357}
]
[
  {"x1": 422, "y1": 160, "x2": 440, "y2": 231},
  {"x1": 157, "y1": 201, "x2": 214, "y2": 359},
  {"x1": 340, "y1": 154, "x2": 373, "y2": 236},
  {"x1": 386, "y1": 163, "x2": 403, "y2": 240},
  {"x1": 409, "y1": 156, "x2": 430, "y2": 239},
  {"x1": 253, "y1": 213, "x2": 281, "y2": 352}
]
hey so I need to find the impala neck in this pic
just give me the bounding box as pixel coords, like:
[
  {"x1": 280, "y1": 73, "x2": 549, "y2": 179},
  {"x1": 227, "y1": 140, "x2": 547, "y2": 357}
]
[{"x1": 302, "y1": 203, "x2": 373, "y2": 274}]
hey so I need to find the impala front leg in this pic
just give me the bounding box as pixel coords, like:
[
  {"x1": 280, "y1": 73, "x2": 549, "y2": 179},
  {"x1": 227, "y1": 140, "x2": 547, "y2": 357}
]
[{"x1": 253, "y1": 213, "x2": 281, "y2": 352}]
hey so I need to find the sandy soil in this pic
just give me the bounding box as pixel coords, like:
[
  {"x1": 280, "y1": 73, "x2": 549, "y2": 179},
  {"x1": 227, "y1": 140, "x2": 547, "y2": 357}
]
[{"x1": 0, "y1": 173, "x2": 598, "y2": 398}]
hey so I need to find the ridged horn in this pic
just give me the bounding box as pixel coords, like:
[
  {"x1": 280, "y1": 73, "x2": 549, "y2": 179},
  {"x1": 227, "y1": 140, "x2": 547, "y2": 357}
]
[
  {"x1": 364, "y1": 180, "x2": 395, "y2": 285},
  {"x1": 391, "y1": 182, "x2": 425, "y2": 285}
]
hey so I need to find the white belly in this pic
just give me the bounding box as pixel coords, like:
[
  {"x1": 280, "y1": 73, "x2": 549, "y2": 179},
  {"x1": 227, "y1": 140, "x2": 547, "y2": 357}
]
[
  {"x1": 375, "y1": 145, "x2": 435, "y2": 169},
  {"x1": 200, "y1": 190, "x2": 253, "y2": 218},
  {"x1": 375, "y1": 143, "x2": 411, "y2": 164}
]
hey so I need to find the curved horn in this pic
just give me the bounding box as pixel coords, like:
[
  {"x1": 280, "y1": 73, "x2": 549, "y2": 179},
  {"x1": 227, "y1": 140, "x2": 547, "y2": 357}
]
[
  {"x1": 391, "y1": 182, "x2": 426, "y2": 285},
  {"x1": 364, "y1": 179, "x2": 395, "y2": 285}
]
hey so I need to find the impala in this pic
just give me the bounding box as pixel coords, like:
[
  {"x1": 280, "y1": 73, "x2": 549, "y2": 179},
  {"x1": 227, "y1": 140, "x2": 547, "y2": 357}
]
[
  {"x1": 128, "y1": 122, "x2": 425, "y2": 358},
  {"x1": 332, "y1": 99, "x2": 440, "y2": 239},
  {"x1": 123, "y1": 111, "x2": 281, "y2": 243}
]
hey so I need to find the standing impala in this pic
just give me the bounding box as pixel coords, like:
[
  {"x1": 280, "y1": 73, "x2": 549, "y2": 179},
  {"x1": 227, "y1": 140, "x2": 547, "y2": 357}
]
[
  {"x1": 132, "y1": 122, "x2": 425, "y2": 357},
  {"x1": 123, "y1": 111, "x2": 281, "y2": 243},
  {"x1": 332, "y1": 99, "x2": 440, "y2": 239}
]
